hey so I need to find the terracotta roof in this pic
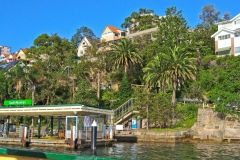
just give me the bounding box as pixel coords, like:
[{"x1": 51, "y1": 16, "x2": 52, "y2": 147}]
[
  {"x1": 107, "y1": 25, "x2": 120, "y2": 34},
  {"x1": 19, "y1": 48, "x2": 28, "y2": 52},
  {"x1": 7, "y1": 54, "x2": 17, "y2": 59},
  {"x1": 12, "y1": 55, "x2": 17, "y2": 58},
  {"x1": 3, "y1": 54, "x2": 9, "y2": 58}
]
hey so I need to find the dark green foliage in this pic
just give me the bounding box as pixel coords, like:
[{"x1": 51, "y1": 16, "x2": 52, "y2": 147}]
[
  {"x1": 201, "y1": 55, "x2": 217, "y2": 69},
  {"x1": 71, "y1": 26, "x2": 96, "y2": 48},
  {"x1": 117, "y1": 74, "x2": 132, "y2": 105},
  {"x1": 101, "y1": 89, "x2": 118, "y2": 109},
  {"x1": 108, "y1": 38, "x2": 141, "y2": 73},
  {"x1": 0, "y1": 70, "x2": 7, "y2": 105},
  {"x1": 133, "y1": 87, "x2": 174, "y2": 128},
  {"x1": 144, "y1": 7, "x2": 197, "y2": 105},
  {"x1": 73, "y1": 80, "x2": 98, "y2": 106},
  {"x1": 154, "y1": 7, "x2": 189, "y2": 50},
  {"x1": 198, "y1": 56, "x2": 240, "y2": 114},
  {"x1": 121, "y1": 8, "x2": 159, "y2": 32}
]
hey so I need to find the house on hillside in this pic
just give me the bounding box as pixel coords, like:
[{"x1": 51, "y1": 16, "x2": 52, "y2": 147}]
[
  {"x1": 211, "y1": 13, "x2": 240, "y2": 56},
  {"x1": 17, "y1": 48, "x2": 28, "y2": 60},
  {"x1": 0, "y1": 46, "x2": 10, "y2": 55},
  {"x1": 101, "y1": 25, "x2": 127, "y2": 42},
  {"x1": 0, "y1": 54, "x2": 7, "y2": 62},
  {"x1": 77, "y1": 37, "x2": 100, "y2": 57},
  {"x1": 7, "y1": 54, "x2": 17, "y2": 62}
]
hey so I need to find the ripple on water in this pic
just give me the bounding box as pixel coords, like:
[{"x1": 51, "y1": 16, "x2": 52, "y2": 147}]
[{"x1": 0, "y1": 142, "x2": 240, "y2": 160}]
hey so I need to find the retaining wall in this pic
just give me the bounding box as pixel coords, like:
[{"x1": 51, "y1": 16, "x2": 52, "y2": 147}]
[{"x1": 192, "y1": 108, "x2": 240, "y2": 141}]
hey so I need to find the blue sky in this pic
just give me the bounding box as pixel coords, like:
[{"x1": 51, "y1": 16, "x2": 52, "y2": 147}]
[{"x1": 0, "y1": 0, "x2": 239, "y2": 52}]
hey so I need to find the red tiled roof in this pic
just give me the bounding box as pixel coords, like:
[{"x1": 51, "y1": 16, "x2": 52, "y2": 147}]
[
  {"x1": 107, "y1": 25, "x2": 120, "y2": 34},
  {"x1": 12, "y1": 55, "x2": 17, "y2": 58},
  {"x1": 19, "y1": 48, "x2": 28, "y2": 52},
  {"x1": 3, "y1": 54, "x2": 8, "y2": 58},
  {"x1": 7, "y1": 54, "x2": 17, "y2": 59},
  {"x1": 22, "y1": 48, "x2": 28, "y2": 52}
]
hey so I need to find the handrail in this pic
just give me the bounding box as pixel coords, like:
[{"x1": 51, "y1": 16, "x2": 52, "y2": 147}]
[
  {"x1": 114, "y1": 98, "x2": 135, "y2": 113},
  {"x1": 114, "y1": 98, "x2": 135, "y2": 123}
]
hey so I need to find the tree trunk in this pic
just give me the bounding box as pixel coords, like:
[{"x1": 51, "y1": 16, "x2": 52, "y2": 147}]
[
  {"x1": 146, "y1": 105, "x2": 149, "y2": 130},
  {"x1": 18, "y1": 81, "x2": 22, "y2": 99},
  {"x1": 31, "y1": 84, "x2": 35, "y2": 106},
  {"x1": 163, "y1": 85, "x2": 166, "y2": 93},
  {"x1": 172, "y1": 78, "x2": 177, "y2": 106},
  {"x1": 124, "y1": 65, "x2": 127, "y2": 74},
  {"x1": 46, "y1": 96, "x2": 50, "y2": 105},
  {"x1": 72, "y1": 78, "x2": 75, "y2": 103},
  {"x1": 97, "y1": 72, "x2": 100, "y2": 101}
]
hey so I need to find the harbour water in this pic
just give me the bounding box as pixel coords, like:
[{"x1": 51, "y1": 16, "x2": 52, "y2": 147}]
[{"x1": 1, "y1": 142, "x2": 240, "y2": 159}]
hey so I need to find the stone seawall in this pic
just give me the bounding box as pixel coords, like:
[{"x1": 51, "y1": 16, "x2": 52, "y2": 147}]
[
  {"x1": 192, "y1": 108, "x2": 240, "y2": 141},
  {"x1": 115, "y1": 108, "x2": 240, "y2": 143},
  {"x1": 115, "y1": 129, "x2": 190, "y2": 142}
]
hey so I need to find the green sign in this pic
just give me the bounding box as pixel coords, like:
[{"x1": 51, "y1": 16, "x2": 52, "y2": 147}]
[{"x1": 4, "y1": 99, "x2": 32, "y2": 106}]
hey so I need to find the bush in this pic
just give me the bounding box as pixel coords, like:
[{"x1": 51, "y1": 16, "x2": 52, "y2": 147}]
[
  {"x1": 175, "y1": 103, "x2": 199, "y2": 128},
  {"x1": 117, "y1": 74, "x2": 132, "y2": 105},
  {"x1": 101, "y1": 89, "x2": 118, "y2": 109}
]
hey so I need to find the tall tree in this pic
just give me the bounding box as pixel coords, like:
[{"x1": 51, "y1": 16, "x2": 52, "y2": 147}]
[
  {"x1": 144, "y1": 46, "x2": 197, "y2": 106},
  {"x1": 154, "y1": 7, "x2": 189, "y2": 50},
  {"x1": 121, "y1": 8, "x2": 159, "y2": 32},
  {"x1": 223, "y1": 12, "x2": 231, "y2": 21},
  {"x1": 28, "y1": 33, "x2": 76, "y2": 105},
  {"x1": 199, "y1": 4, "x2": 221, "y2": 27},
  {"x1": 143, "y1": 7, "x2": 197, "y2": 105},
  {"x1": 109, "y1": 38, "x2": 141, "y2": 74},
  {"x1": 73, "y1": 80, "x2": 98, "y2": 106},
  {"x1": 24, "y1": 64, "x2": 40, "y2": 105},
  {"x1": 0, "y1": 70, "x2": 7, "y2": 105},
  {"x1": 117, "y1": 74, "x2": 132, "y2": 105},
  {"x1": 71, "y1": 26, "x2": 96, "y2": 48}
]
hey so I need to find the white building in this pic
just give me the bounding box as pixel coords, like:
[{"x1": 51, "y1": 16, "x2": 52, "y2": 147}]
[
  {"x1": 77, "y1": 36, "x2": 96, "y2": 57},
  {"x1": 0, "y1": 54, "x2": 7, "y2": 62},
  {"x1": 0, "y1": 45, "x2": 10, "y2": 55},
  {"x1": 211, "y1": 13, "x2": 240, "y2": 56}
]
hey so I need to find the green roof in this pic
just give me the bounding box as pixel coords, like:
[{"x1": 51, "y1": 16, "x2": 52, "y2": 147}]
[
  {"x1": 0, "y1": 104, "x2": 112, "y2": 110},
  {"x1": 216, "y1": 47, "x2": 231, "y2": 52}
]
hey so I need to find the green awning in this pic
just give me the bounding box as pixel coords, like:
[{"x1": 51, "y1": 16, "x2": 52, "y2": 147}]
[{"x1": 217, "y1": 47, "x2": 231, "y2": 52}]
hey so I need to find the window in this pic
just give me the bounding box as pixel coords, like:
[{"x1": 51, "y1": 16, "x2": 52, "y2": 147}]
[
  {"x1": 218, "y1": 50, "x2": 231, "y2": 56},
  {"x1": 235, "y1": 32, "x2": 240, "y2": 37},
  {"x1": 235, "y1": 47, "x2": 240, "y2": 53},
  {"x1": 121, "y1": 32, "x2": 126, "y2": 37},
  {"x1": 218, "y1": 34, "x2": 230, "y2": 40},
  {"x1": 115, "y1": 33, "x2": 119, "y2": 37},
  {"x1": 235, "y1": 19, "x2": 240, "y2": 25}
]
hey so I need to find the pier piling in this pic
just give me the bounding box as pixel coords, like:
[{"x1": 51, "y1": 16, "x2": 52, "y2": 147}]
[
  {"x1": 38, "y1": 116, "x2": 41, "y2": 139},
  {"x1": 91, "y1": 120, "x2": 97, "y2": 151}
]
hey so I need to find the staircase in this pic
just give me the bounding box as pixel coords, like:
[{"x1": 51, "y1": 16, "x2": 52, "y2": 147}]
[{"x1": 114, "y1": 98, "x2": 138, "y2": 125}]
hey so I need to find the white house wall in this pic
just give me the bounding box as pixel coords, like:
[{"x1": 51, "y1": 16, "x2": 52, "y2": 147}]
[
  {"x1": 77, "y1": 37, "x2": 91, "y2": 57},
  {"x1": 216, "y1": 31, "x2": 233, "y2": 49},
  {"x1": 212, "y1": 14, "x2": 240, "y2": 56},
  {"x1": 234, "y1": 37, "x2": 240, "y2": 47}
]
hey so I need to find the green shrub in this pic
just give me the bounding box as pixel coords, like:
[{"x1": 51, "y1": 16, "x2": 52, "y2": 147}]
[{"x1": 175, "y1": 103, "x2": 199, "y2": 128}]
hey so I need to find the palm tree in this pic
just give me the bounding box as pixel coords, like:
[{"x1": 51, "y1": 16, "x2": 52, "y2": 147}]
[
  {"x1": 109, "y1": 38, "x2": 141, "y2": 73},
  {"x1": 143, "y1": 54, "x2": 168, "y2": 92},
  {"x1": 144, "y1": 46, "x2": 197, "y2": 106}
]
